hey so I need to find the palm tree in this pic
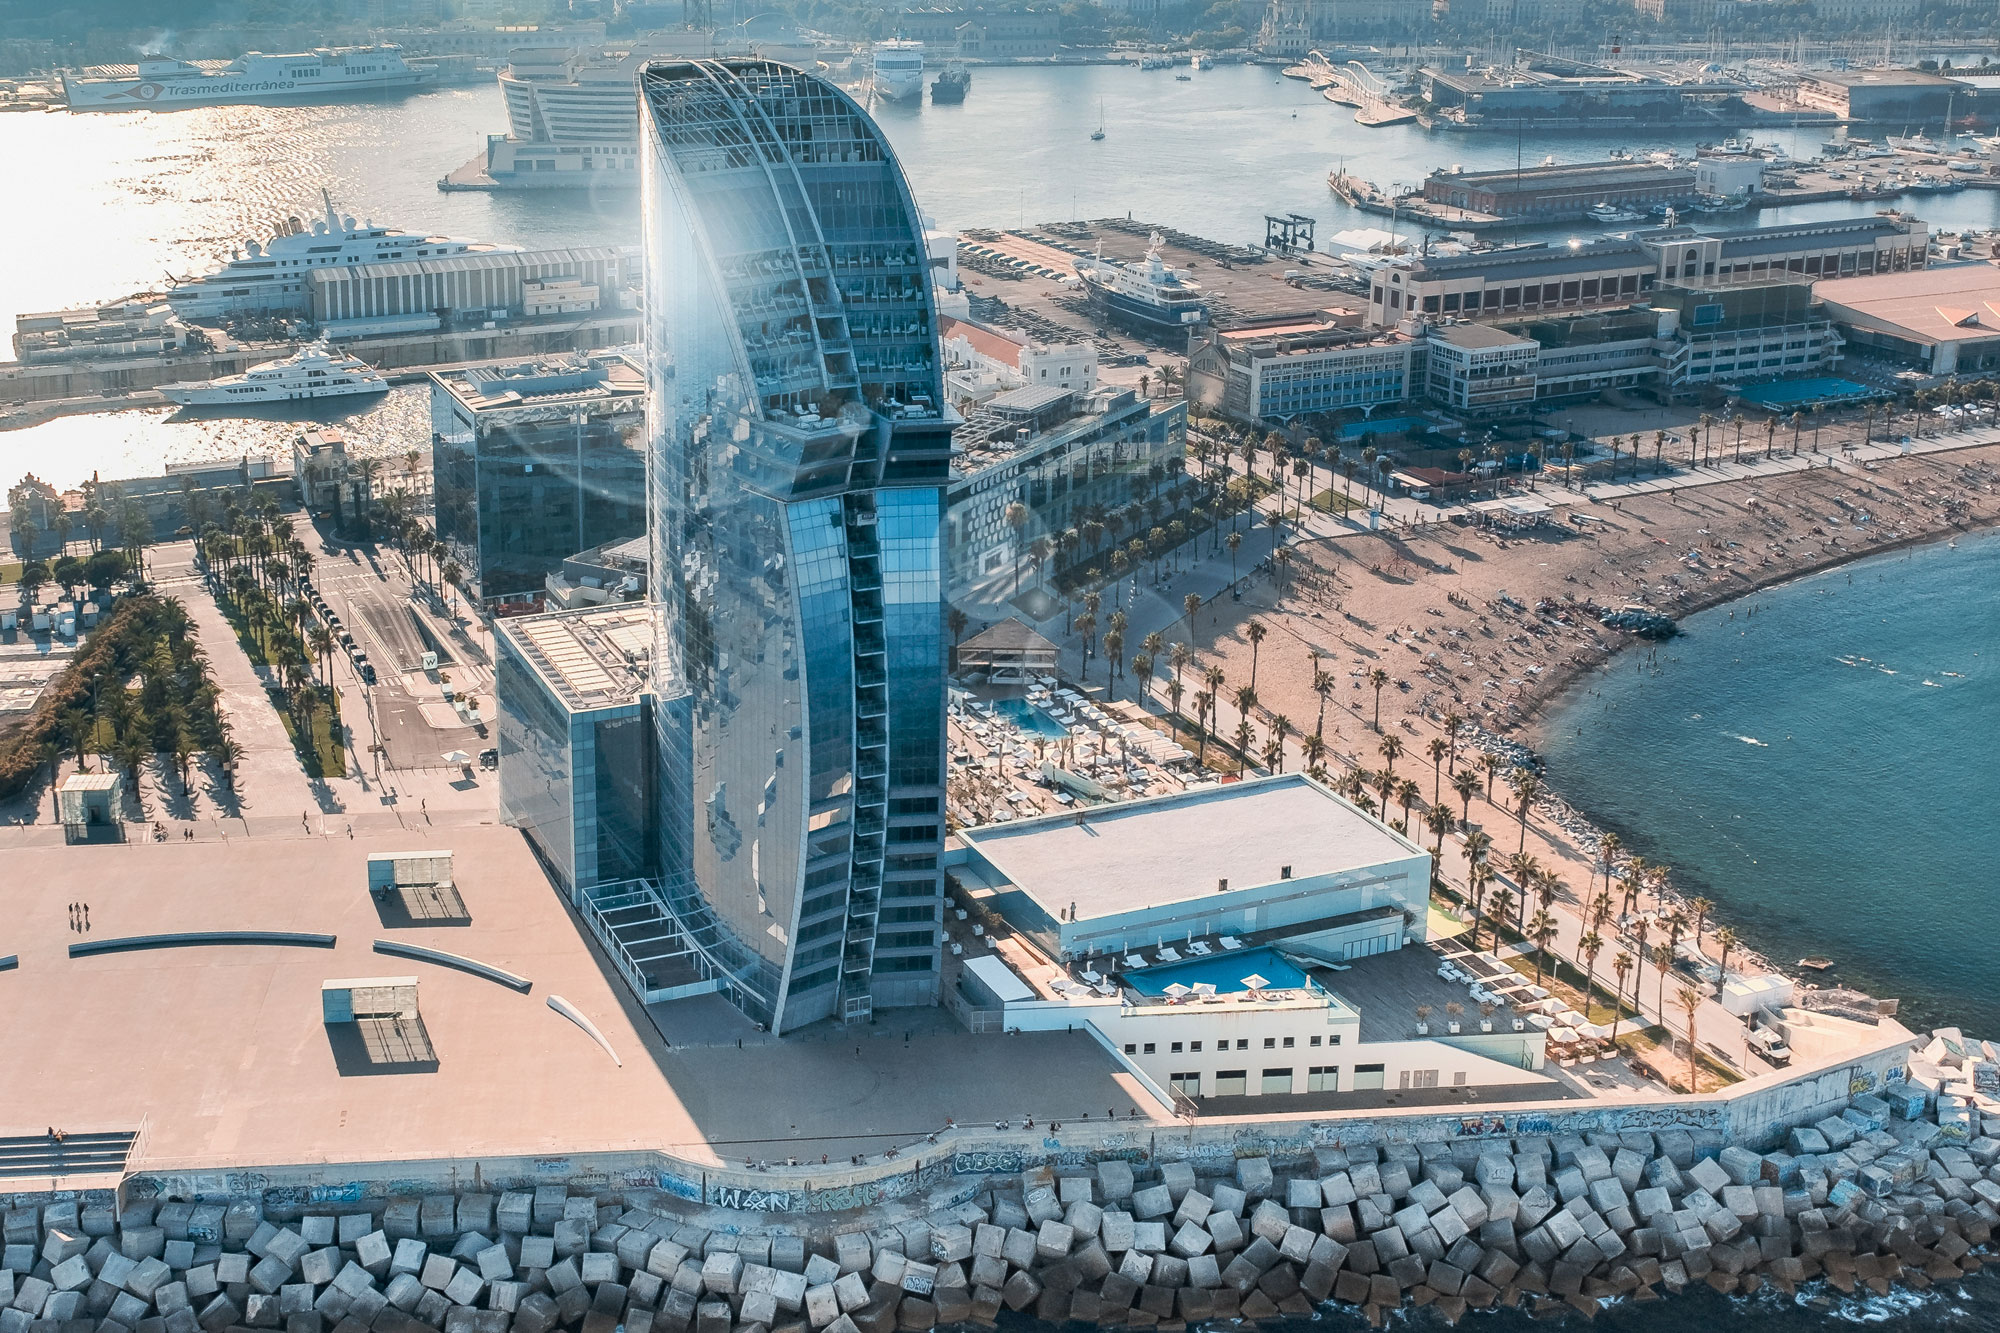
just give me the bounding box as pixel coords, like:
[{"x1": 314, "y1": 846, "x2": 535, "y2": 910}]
[
  {"x1": 1313, "y1": 669, "x2": 1335, "y2": 741},
  {"x1": 1528, "y1": 910, "x2": 1558, "y2": 984},
  {"x1": 1651, "y1": 942, "x2": 1675, "y2": 1020},
  {"x1": 1132, "y1": 652, "x2": 1154, "y2": 703},
  {"x1": 1478, "y1": 750, "x2": 1501, "y2": 802},
  {"x1": 1232, "y1": 684, "x2": 1257, "y2": 749},
  {"x1": 1226, "y1": 530, "x2": 1242, "y2": 585},
  {"x1": 1688, "y1": 896, "x2": 1714, "y2": 951},
  {"x1": 1268, "y1": 714, "x2": 1292, "y2": 771},
  {"x1": 1507, "y1": 850, "x2": 1540, "y2": 895},
  {"x1": 1696, "y1": 412, "x2": 1716, "y2": 466},
  {"x1": 1596, "y1": 831, "x2": 1623, "y2": 902},
  {"x1": 1300, "y1": 732, "x2": 1327, "y2": 780},
  {"x1": 1426, "y1": 737, "x2": 1449, "y2": 803},
  {"x1": 1424, "y1": 803, "x2": 1455, "y2": 875},
  {"x1": 1715, "y1": 925, "x2": 1738, "y2": 980},
  {"x1": 1377, "y1": 731, "x2": 1403, "y2": 785},
  {"x1": 59, "y1": 707, "x2": 92, "y2": 771},
  {"x1": 1366, "y1": 667, "x2": 1389, "y2": 731},
  {"x1": 1003, "y1": 500, "x2": 1029, "y2": 593},
  {"x1": 1245, "y1": 619, "x2": 1267, "y2": 692},
  {"x1": 1441, "y1": 710, "x2": 1462, "y2": 769},
  {"x1": 1192, "y1": 691, "x2": 1213, "y2": 764},
  {"x1": 1451, "y1": 766, "x2": 1481, "y2": 827},
  {"x1": 1507, "y1": 767, "x2": 1539, "y2": 853},
  {"x1": 1677, "y1": 986, "x2": 1705, "y2": 1091},
  {"x1": 1579, "y1": 931, "x2": 1604, "y2": 1016},
  {"x1": 1485, "y1": 887, "x2": 1515, "y2": 948},
  {"x1": 1395, "y1": 777, "x2": 1419, "y2": 831},
  {"x1": 1609, "y1": 951, "x2": 1635, "y2": 1044},
  {"x1": 1467, "y1": 859, "x2": 1494, "y2": 940}
]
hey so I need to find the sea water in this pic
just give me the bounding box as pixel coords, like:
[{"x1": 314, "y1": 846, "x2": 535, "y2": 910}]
[{"x1": 1541, "y1": 528, "x2": 2000, "y2": 1038}]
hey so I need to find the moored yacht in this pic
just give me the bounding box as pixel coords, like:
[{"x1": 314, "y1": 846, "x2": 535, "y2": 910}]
[{"x1": 161, "y1": 341, "x2": 388, "y2": 406}]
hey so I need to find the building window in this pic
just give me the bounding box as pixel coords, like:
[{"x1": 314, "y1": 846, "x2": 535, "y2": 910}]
[
  {"x1": 1170, "y1": 1072, "x2": 1202, "y2": 1097},
  {"x1": 1123, "y1": 1044, "x2": 1136, "y2": 1054},
  {"x1": 1236, "y1": 1039, "x2": 1249, "y2": 1050},
  {"x1": 1214, "y1": 1069, "x2": 1248, "y2": 1096},
  {"x1": 1263, "y1": 1037, "x2": 1276, "y2": 1049},
  {"x1": 1307, "y1": 1066, "x2": 1339, "y2": 1093},
  {"x1": 1170, "y1": 1042, "x2": 1183, "y2": 1053},
  {"x1": 1261, "y1": 1067, "x2": 1294, "y2": 1095},
  {"x1": 1283, "y1": 1036, "x2": 1295, "y2": 1048},
  {"x1": 1310, "y1": 1035, "x2": 1322, "y2": 1047},
  {"x1": 1142, "y1": 1043, "x2": 1155, "y2": 1055},
  {"x1": 1353, "y1": 1063, "x2": 1386, "y2": 1091},
  {"x1": 1190, "y1": 1041, "x2": 1202, "y2": 1053}
]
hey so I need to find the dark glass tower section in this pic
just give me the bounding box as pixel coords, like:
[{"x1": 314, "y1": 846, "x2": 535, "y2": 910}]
[{"x1": 640, "y1": 59, "x2": 952, "y2": 1032}]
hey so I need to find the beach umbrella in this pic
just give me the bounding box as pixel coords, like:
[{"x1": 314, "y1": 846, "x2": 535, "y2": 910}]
[
  {"x1": 1192, "y1": 983, "x2": 1218, "y2": 997},
  {"x1": 1163, "y1": 982, "x2": 1192, "y2": 998},
  {"x1": 441, "y1": 750, "x2": 471, "y2": 764},
  {"x1": 1240, "y1": 974, "x2": 1271, "y2": 990}
]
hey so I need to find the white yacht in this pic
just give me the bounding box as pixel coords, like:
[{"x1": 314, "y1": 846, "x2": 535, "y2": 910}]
[
  {"x1": 63, "y1": 46, "x2": 433, "y2": 111},
  {"x1": 1587, "y1": 201, "x2": 1644, "y2": 224},
  {"x1": 161, "y1": 342, "x2": 388, "y2": 406},
  {"x1": 167, "y1": 190, "x2": 516, "y2": 319},
  {"x1": 872, "y1": 41, "x2": 924, "y2": 103},
  {"x1": 1072, "y1": 233, "x2": 1208, "y2": 338}
]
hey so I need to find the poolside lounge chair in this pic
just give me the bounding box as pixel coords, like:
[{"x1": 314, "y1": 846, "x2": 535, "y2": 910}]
[
  {"x1": 1187, "y1": 941, "x2": 1212, "y2": 956},
  {"x1": 1124, "y1": 954, "x2": 1147, "y2": 969},
  {"x1": 1219, "y1": 936, "x2": 1244, "y2": 950},
  {"x1": 1156, "y1": 947, "x2": 1181, "y2": 962}
]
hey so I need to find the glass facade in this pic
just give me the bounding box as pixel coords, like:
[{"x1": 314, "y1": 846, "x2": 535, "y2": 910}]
[
  {"x1": 431, "y1": 361, "x2": 648, "y2": 603},
  {"x1": 495, "y1": 608, "x2": 654, "y2": 901},
  {"x1": 641, "y1": 59, "x2": 952, "y2": 1032}
]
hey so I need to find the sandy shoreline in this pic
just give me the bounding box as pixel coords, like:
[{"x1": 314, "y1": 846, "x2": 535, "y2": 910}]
[{"x1": 1163, "y1": 437, "x2": 2000, "y2": 985}]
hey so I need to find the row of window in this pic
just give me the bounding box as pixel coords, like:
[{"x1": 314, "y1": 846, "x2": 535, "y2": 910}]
[
  {"x1": 1123, "y1": 1033, "x2": 1343, "y2": 1056},
  {"x1": 1171, "y1": 1066, "x2": 1356, "y2": 1096}
]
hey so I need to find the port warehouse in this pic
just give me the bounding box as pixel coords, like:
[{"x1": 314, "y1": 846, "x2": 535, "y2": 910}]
[
  {"x1": 1414, "y1": 52, "x2": 1748, "y2": 125},
  {"x1": 1422, "y1": 161, "x2": 1698, "y2": 219},
  {"x1": 309, "y1": 246, "x2": 634, "y2": 332}
]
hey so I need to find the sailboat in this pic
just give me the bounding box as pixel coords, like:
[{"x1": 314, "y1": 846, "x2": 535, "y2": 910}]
[{"x1": 1091, "y1": 98, "x2": 1105, "y2": 141}]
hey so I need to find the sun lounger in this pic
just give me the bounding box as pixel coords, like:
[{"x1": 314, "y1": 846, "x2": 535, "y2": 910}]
[
  {"x1": 1219, "y1": 936, "x2": 1244, "y2": 950},
  {"x1": 1124, "y1": 954, "x2": 1147, "y2": 969},
  {"x1": 1156, "y1": 947, "x2": 1181, "y2": 962}
]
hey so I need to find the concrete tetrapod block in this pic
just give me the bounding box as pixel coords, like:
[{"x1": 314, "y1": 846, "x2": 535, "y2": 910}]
[
  {"x1": 1128, "y1": 1187, "x2": 1173, "y2": 1222},
  {"x1": 1158, "y1": 1164, "x2": 1196, "y2": 1203},
  {"x1": 1098, "y1": 1212, "x2": 1136, "y2": 1254},
  {"x1": 1097, "y1": 1162, "x2": 1135, "y2": 1202},
  {"x1": 1236, "y1": 1158, "x2": 1275, "y2": 1199}
]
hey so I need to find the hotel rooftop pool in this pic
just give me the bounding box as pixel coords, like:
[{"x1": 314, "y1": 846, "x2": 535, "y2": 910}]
[
  {"x1": 991, "y1": 696, "x2": 1069, "y2": 739},
  {"x1": 1124, "y1": 945, "x2": 1309, "y2": 996}
]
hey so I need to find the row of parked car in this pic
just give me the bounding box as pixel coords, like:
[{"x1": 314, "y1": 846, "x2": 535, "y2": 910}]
[{"x1": 296, "y1": 574, "x2": 376, "y2": 685}]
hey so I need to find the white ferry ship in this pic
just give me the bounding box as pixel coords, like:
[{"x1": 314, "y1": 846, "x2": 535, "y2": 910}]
[
  {"x1": 872, "y1": 41, "x2": 924, "y2": 103},
  {"x1": 1072, "y1": 233, "x2": 1208, "y2": 339},
  {"x1": 161, "y1": 342, "x2": 388, "y2": 406},
  {"x1": 63, "y1": 46, "x2": 434, "y2": 111},
  {"x1": 469, "y1": 49, "x2": 646, "y2": 189},
  {"x1": 167, "y1": 191, "x2": 518, "y2": 320}
]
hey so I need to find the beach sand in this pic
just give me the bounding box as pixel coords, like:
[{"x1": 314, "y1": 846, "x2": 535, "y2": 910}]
[{"x1": 1164, "y1": 439, "x2": 2000, "y2": 976}]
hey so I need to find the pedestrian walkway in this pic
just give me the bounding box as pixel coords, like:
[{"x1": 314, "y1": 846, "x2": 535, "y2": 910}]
[{"x1": 168, "y1": 585, "x2": 321, "y2": 818}]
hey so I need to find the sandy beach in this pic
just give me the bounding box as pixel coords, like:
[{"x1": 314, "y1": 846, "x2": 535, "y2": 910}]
[{"x1": 1155, "y1": 437, "x2": 2000, "y2": 987}]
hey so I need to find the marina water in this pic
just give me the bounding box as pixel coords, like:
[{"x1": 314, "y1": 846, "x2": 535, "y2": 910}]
[{"x1": 1541, "y1": 528, "x2": 2000, "y2": 1039}]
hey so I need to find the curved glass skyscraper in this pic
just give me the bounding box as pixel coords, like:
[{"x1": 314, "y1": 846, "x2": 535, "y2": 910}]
[{"x1": 639, "y1": 59, "x2": 952, "y2": 1032}]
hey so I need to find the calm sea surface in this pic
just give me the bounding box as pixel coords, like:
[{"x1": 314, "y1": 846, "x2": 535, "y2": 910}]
[{"x1": 1542, "y1": 528, "x2": 2000, "y2": 1038}]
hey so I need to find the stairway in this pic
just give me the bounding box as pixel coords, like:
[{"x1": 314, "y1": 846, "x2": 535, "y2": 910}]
[{"x1": 0, "y1": 1130, "x2": 139, "y2": 1180}]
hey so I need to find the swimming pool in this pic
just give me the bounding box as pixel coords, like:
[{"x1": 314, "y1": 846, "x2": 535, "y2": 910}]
[
  {"x1": 1338, "y1": 416, "x2": 1428, "y2": 441},
  {"x1": 991, "y1": 697, "x2": 1069, "y2": 740},
  {"x1": 1124, "y1": 945, "x2": 1310, "y2": 996},
  {"x1": 1736, "y1": 377, "x2": 1878, "y2": 409}
]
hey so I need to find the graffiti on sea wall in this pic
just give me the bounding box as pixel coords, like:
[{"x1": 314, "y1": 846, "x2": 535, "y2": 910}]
[{"x1": 704, "y1": 1158, "x2": 952, "y2": 1213}]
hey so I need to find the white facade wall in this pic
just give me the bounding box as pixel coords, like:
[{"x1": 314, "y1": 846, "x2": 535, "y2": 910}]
[{"x1": 1054, "y1": 851, "x2": 1431, "y2": 958}]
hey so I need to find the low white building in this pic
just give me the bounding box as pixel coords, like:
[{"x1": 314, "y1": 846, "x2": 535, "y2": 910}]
[{"x1": 947, "y1": 776, "x2": 1555, "y2": 1103}]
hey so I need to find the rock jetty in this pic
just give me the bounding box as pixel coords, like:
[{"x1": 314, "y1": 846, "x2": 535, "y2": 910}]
[{"x1": 5, "y1": 1081, "x2": 1995, "y2": 1333}]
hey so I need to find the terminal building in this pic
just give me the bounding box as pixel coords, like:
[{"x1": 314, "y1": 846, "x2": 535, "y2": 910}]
[
  {"x1": 309, "y1": 246, "x2": 636, "y2": 338},
  {"x1": 1415, "y1": 53, "x2": 1742, "y2": 129},
  {"x1": 1640, "y1": 215, "x2": 1929, "y2": 287},
  {"x1": 1185, "y1": 324, "x2": 1421, "y2": 422},
  {"x1": 1367, "y1": 238, "x2": 1658, "y2": 327},
  {"x1": 1795, "y1": 68, "x2": 1971, "y2": 122},
  {"x1": 1814, "y1": 265, "x2": 2000, "y2": 375},
  {"x1": 947, "y1": 776, "x2": 1554, "y2": 1102},
  {"x1": 430, "y1": 353, "x2": 646, "y2": 604}
]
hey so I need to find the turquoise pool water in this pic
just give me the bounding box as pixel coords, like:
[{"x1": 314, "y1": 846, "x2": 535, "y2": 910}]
[
  {"x1": 991, "y1": 697, "x2": 1069, "y2": 739},
  {"x1": 1338, "y1": 416, "x2": 1428, "y2": 441},
  {"x1": 1125, "y1": 946, "x2": 1308, "y2": 995}
]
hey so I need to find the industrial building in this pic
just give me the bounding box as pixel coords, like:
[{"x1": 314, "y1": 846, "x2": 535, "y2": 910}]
[
  {"x1": 948, "y1": 775, "x2": 1554, "y2": 1101},
  {"x1": 543, "y1": 535, "x2": 648, "y2": 611},
  {"x1": 430, "y1": 353, "x2": 647, "y2": 603},
  {"x1": 893, "y1": 7, "x2": 1061, "y2": 57},
  {"x1": 1814, "y1": 265, "x2": 2000, "y2": 375},
  {"x1": 1367, "y1": 238, "x2": 1658, "y2": 327},
  {"x1": 11, "y1": 300, "x2": 189, "y2": 364},
  {"x1": 1795, "y1": 69, "x2": 1971, "y2": 123},
  {"x1": 308, "y1": 246, "x2": 635, "y2": 337},
  {"x1": 944, "y1": 384, "x2": 1185, "y2": 607},
  {"x1": 1185, "y1": 324, "x2": 1420, "y2": 422},
  {"x1": 1422, "y1": 159, "x2": 1697, "y2": 220},
  {"x1": 637, "y1": 58, "x2": 954, "y2": 1032}
]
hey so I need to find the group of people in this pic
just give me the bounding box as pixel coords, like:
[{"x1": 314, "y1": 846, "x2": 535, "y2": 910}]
[{"x1": 66, "y1": 901, "x2": 91, "y2": 933}]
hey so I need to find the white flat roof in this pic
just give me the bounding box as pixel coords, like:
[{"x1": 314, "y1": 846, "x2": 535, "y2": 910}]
[
  {"x1": 960, "y1": 775, "x2": 1423, "y2": 923},
  {"x1": 962, "y1": 953, "x2": 1035, "y2": 1004}
]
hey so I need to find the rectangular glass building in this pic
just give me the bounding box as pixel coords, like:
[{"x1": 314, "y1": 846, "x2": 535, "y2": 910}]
[
  {"x1": 640, "y1": 59, "x2": 954, "y2": 1032},
  {"x1": 431, "y1": 353, "x2": 648, "y2": 603}
]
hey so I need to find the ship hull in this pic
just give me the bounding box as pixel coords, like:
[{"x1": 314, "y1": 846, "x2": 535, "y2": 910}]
[
  {"x1": 931, "y1": 80, "x2": 966, "y2": 104},
  {"x1": 875, "y1": 76, "x2": 924, "y2": 102},
  {"x1": 162, "y1": 380, "x2": 388, "y2": 406},
  {"x1": 64, "y1": 70, "x2": 434, "y2": 111},
  {"x1": 1076, "y1": 276, "x2": 1205, "y2": 339}
]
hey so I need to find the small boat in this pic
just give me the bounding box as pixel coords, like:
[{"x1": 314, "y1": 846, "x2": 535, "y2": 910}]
[
  {"x1": 1798, "y1": 956, "x2": 1835, "y2": 972},
  {"x1": 1091, "y1": 96, "x2": 1105, "y2": 140},
  {"x1": 1587, "y1": 201, "x2": 1643, "y2": 224}
]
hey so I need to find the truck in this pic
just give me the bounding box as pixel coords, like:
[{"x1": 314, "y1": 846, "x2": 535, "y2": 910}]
[{"x1": 1747, "y1": 1027, "x2": 1792, "y2": 1066}]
